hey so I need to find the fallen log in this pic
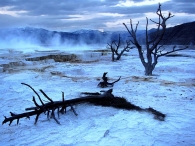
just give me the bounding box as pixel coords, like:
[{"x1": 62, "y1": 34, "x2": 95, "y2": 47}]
[{"x1": 2, "y1": 83, "x2": 165, "y2": 126}]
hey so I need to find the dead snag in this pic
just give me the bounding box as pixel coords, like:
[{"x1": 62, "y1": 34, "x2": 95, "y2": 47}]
[
  {"x1": 123, "y1": 3, "x2": 188, "y2": 75},
  {"x1": 107, "y1": 34, "x2": 134, "y2": 61}
]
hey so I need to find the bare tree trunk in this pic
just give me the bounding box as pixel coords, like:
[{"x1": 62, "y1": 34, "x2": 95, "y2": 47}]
[
  {"x1": 144, "y1": 51, "x2": 154, "y2": 75},
  {"x1": 111, "y1": 47, "x2": 115, "y2": 61},
  {"x1": 144, "y1": 64, "x2": 154, "y2": 76}
]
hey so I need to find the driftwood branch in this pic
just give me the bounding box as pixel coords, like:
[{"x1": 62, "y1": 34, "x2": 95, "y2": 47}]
[{"x1": 2, "y1": 83, "x2": 166, "y2": 126}]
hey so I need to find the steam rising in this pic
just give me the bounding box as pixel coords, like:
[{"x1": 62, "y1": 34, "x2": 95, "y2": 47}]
[{"x1": 0, "y1": 28, "x2": 108, "y2": 53}]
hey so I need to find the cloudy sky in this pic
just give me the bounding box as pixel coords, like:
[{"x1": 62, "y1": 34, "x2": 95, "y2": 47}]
[{"x1": 0, "y1": 0, "x2": 194, "y2": 32}]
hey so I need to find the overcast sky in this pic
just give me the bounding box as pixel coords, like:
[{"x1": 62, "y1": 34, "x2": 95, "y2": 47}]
[{"x1": 0, "y1": 0, "x2": 194, "y2": 32}]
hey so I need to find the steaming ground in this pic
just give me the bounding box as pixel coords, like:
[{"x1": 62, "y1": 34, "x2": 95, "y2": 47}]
[{"x1": 0, "y1": 47, "x2": 195, "y2": 146}]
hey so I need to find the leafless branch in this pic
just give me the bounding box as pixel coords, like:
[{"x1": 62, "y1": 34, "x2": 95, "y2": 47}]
[{"x1": 157, "y1": 46, "x2": 188, "y2": 58}]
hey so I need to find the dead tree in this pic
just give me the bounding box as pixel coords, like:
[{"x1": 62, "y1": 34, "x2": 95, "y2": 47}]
[
  {"x1": 98, "y1": 72, "x2": 121, "y2": 88},
  {"x1": 123, "y1": 3, "x2": 188, "y2": 75},
  {"x1": 2, "y1": 83, "x2": 165, "y2": 126},
  {"x1": 107, "y1": 34, "x2": 134, "y2": 61}
]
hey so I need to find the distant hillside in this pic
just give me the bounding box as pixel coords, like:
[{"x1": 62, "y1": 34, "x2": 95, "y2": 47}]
[
  {"x1": 0, "y1": 21, "x2": 194, "y2": 46},
  {"x1": 149, "y1": 21, "x2": 195, "y2": 45}
]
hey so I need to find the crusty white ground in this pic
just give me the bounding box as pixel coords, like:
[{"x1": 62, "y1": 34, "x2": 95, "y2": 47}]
[{"x1": 0, "y1": 47, "x2": 195, "y2": 146}]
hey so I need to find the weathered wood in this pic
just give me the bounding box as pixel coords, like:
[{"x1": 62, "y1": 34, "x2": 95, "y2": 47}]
[{"x1": 2, "y1": 83, "x2": 165, "y2": 126}]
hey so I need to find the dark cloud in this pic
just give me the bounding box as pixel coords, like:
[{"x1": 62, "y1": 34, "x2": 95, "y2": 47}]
[
  {"x1": 0, "y1": 0, "x2": 194, "y2": 31},
  {"x1": 162, "y1": 0, "x2": 195, "y2": 14},
  {"x1": 171, "y1": 0, "x2": 194, "y2": 2}
]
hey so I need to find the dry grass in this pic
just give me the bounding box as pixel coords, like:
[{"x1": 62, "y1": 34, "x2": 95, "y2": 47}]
[{"x1": 123, "y1": 76, "x2": 195, "y2": 87}]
